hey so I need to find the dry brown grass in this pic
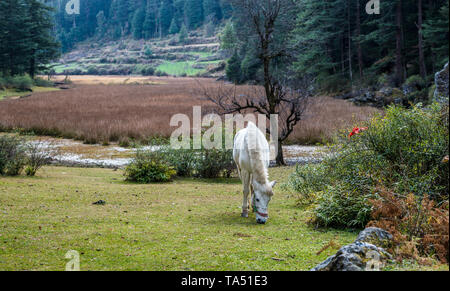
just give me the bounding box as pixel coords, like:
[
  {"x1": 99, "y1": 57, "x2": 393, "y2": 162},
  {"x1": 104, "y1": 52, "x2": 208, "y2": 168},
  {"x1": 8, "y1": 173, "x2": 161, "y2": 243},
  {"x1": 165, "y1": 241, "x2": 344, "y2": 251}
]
[
  {"x1": 290, "y1": 96, "x2": 381, "y2": 144},
  {"x1": 0, "y1": 76, "x2": 381, "y2": 144}
]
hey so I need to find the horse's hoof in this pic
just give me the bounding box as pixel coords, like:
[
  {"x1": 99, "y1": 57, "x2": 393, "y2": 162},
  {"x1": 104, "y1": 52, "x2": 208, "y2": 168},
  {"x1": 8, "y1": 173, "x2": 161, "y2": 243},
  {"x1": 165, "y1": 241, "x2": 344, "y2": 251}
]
[{"x1": 241, "y1": 212, "x2": 248, "y2": 218}]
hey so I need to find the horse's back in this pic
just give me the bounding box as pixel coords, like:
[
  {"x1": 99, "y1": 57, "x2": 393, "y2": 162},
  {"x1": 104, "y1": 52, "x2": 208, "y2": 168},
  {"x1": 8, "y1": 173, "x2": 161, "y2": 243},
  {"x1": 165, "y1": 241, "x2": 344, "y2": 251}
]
[{"x1": 233, "y1": 122, "x2": 270, "y2": 173}]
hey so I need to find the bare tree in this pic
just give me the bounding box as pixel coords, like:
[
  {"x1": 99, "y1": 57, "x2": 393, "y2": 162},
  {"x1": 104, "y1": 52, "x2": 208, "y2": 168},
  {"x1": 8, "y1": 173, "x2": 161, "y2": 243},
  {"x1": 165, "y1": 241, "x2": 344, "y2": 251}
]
[
  {"x1": 25, "y1": 139, "x2": 59, "y2": 176},
  {"x1": 204, "y1": 0, "x2": 310, "y2": 165}
]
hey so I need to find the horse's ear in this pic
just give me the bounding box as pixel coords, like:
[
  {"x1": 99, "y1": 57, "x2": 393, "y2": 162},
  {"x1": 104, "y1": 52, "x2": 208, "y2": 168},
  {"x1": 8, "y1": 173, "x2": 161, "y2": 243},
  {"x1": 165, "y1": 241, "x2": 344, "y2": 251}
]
[{"x1": 269, "y1": 181, "x2": 277, "y2": 189}]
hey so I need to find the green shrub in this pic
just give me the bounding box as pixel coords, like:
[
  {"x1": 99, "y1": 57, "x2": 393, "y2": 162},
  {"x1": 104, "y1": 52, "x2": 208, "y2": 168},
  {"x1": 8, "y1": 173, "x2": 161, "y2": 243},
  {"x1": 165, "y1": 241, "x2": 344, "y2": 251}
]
[
  {"x1": 0, "y1": 135, "x2": 26, "y2": 176},
  {"x1": 0, "y1": 77, "x2": 6, "y2": 90},
  {"x1": 319, "y1": 74, "x2": 350, "y2": 93},
  {"x1": 141, "y1": 66, "x2": 155, "y2": 76},
  {"x1": 195, "y1": 148, "x2": 234, "y2": 178},
  {"x1": 34, "y1": 77, "x2": 54, "y2": 87},
  {"x1": 357, "y1": 104, "x2": 448, "y2": 198},
  {"x1": 162, "y1": 148, "x2": 197, "y2": 177},
  {"x1": 405, "y1": 75, "x2": 426, "y2": 89},
  {"x1": 287, "y1": 103, "x2": 449, "y2": 228},
  {"x1": 286, "y1": 163, "x2": 331, "y2": 206},
  {"x1": 6, "y1": 75, "x2": 33, "y2": 91},
  {"x1": 314, "y1": 184, "x2": 374, "y2": 228},
  {"x1": 24, "y1": 140, "x2": 58, "y2": 176},
  {"x1": 87, "y1": 66, "x2": 99, "y2": 75},
  {"x1": 155, "y1": 70, "x2": 168, "y2": 77},
  {"x1": 124, "y1": 149, "x2": 176, "y2": 183},
  {"x1": 161, "y1": 145, "x2": 234, "y2": 179}
]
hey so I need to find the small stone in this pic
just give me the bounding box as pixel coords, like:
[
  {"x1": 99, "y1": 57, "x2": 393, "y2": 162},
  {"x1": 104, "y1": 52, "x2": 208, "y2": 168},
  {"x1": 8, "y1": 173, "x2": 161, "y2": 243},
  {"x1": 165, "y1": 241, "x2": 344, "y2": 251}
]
[{"x1": 92, "y1": 200, "x2": 106, "y2": 205}]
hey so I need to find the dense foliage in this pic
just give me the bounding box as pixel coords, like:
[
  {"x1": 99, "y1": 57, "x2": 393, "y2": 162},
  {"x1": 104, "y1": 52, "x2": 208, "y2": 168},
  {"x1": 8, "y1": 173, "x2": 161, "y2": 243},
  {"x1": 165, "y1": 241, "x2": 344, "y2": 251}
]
[
  {"x1": 287, "y1": 103, "x2": 449, "y2": 228},
  {"x1": 44, "y1": 0, "x2": 232, "y2": 52},
  {"x1": 0, "y1": 0, "x2": 59, "y2": 77},
  {"x1": 126, "y1": 140, "x2": 234, "y2": 182},
  {"x1": 161, "y1": 144, "x2": 234, "y2": 179},
  {"x1": 124, "y1": 148, "x2": 177, "y2": 183},
  {"x1": 225, "y1": 0, "x2": 448, "y2": 93},
  {"x1": 0, "y1": 135, "x2": 26, "y2": 176}
]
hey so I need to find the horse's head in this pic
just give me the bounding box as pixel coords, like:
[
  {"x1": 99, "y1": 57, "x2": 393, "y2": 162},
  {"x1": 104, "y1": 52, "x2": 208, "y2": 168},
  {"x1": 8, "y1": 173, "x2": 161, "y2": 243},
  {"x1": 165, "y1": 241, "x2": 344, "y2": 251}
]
[{"x1": 252, "y1": 180, "x2": 276, "y2": 224}]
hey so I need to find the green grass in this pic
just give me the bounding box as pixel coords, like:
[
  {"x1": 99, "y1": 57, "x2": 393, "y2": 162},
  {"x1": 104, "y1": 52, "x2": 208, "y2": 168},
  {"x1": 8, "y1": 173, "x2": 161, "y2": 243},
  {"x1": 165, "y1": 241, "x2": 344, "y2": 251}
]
[
  {"x1": 0, "y1": 166, "x2": 358, "y2": 271},
  {"x1": 52, "y1": 63, "x2": 86, "y2": 74},
  {"x1": 156, "y1": 61, "x2": 205, "y2": 76},
  {"x1": 0, "y1": 86, "x2": 59, "y2": 100},
  {"x1": 189, "y1": 51, "x2": 214, "y2": 58}
]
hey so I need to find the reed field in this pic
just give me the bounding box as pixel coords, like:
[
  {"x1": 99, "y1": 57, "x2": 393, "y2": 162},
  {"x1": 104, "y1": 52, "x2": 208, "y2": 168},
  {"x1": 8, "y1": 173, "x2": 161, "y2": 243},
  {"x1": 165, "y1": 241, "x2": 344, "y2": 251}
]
[{"x1": 0, "y1": 76, "x2": 380, "y2": 145}]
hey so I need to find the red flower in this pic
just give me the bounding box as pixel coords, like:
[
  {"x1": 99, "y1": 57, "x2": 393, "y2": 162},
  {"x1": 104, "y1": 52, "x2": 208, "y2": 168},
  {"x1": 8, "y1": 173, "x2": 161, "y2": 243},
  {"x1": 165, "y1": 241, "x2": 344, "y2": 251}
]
[{"x1": 348, "y1": 127, "x2": 368, "y2": 138}]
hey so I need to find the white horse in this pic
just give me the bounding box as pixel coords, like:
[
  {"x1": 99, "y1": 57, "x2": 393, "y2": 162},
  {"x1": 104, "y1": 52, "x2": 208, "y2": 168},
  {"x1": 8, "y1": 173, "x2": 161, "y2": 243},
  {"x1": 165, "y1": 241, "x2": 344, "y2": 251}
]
[{"x1": 233, "y1": 122, "x2": 276, "y2": 224}]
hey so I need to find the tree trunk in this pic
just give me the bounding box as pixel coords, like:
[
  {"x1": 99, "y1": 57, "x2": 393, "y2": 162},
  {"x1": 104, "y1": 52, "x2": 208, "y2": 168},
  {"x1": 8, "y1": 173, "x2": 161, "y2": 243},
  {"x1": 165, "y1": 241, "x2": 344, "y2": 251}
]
[
  {"x1": 395, "y1": 0, "x2": 405, "y2": 86},
  {"x1": 347, "y1": 0, "x2": 353, "y2": 83},
  {"x1": 417, "y1": 0, "x2": 427, "y2": 79},
  {"x1": 341, "y1": 34, "x2": 345, "y2": 73},
  {"x1": 276, "y1": 140, "x2": 285, "y2": 166},
  {"x1": 356, "y1": 0, "x2": 364, "y2": 80},
  {"x1": 29, "y1": 57, "x2": 35, "y2": 78}
]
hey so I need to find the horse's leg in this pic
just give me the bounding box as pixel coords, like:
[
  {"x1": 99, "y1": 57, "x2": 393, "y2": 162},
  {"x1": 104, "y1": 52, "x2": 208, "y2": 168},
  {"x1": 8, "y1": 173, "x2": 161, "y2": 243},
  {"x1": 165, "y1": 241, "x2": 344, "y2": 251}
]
[
  {"x1": 241, "y1": 170, "x2": 250, "y2": 218},
  {"x1": 250, "y1": 176, "x2": 254, "y2": 212}
]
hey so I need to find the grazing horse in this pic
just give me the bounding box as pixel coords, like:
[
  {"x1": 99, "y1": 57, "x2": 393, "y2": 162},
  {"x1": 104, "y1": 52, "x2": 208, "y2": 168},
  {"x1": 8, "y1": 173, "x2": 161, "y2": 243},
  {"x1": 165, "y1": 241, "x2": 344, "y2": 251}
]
[{"x1": 233, "y1": 122, "x2": 276, "y2": 224}]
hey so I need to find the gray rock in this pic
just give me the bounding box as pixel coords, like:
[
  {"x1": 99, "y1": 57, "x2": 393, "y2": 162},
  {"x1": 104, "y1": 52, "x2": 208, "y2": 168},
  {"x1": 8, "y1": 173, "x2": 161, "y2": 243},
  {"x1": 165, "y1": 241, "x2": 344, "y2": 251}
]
[
  {"x1": 355, "y1": 227, "x2": 393, "y2": 249},
  {"x1": 311, "y1": 241, "x2": 391, "y2": 271},
  {"x1": 402, "y1": 84, "x2": 415, "y2": 96},
  {"x1": 434, "y1": 62, "x2": 449, "y2": 104},
  {"x1": 311, "y1": 227, "x2": 393, "y2": 271},
  {"x1": 379, "y1": 87, "x2": 393, "y2": 96}
]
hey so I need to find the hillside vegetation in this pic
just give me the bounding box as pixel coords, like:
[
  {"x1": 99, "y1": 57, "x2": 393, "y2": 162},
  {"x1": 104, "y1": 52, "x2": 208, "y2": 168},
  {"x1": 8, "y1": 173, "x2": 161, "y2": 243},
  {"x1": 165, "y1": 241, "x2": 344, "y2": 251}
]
[{"x1": 51, "y1": 31, "x2": 225, "y2": 77}]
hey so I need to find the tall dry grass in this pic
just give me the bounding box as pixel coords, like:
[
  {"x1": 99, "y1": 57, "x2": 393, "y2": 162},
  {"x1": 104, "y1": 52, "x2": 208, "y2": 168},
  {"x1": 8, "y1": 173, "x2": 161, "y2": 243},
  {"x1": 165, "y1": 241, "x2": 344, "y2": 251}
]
[
  {"x1": 0, "y1": 76, "x2": 381, "y2": 145},
  {"x1": 290, "y1": 96, "x2": 381, "y2": 144}
]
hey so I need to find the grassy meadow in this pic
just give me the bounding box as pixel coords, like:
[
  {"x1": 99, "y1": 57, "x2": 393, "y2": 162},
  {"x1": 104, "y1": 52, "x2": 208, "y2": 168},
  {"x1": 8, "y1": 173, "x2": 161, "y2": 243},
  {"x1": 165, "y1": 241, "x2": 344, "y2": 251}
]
[
  {"x1": 0, "y1": 86, "x2": 59, "y2": 100},
  {"x1": 0, "y1": 76, "x2": 447, "y2": 271},
  {"x1": 0, "y1": 166, "x2": 358, "y2": 271}
]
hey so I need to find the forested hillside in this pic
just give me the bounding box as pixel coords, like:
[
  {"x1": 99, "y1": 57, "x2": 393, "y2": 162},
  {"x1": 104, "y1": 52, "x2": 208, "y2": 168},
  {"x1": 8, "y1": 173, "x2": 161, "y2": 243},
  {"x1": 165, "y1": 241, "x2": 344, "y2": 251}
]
[
  {"x1": 45, "y1": 0, "x2": 232, "y2": 52},
  {"x1": 224, "y1": 0, "x2": 449, "y2": 98},
  {"x1": 2, "y1": 0, "x2": 448, "y2": 98}
]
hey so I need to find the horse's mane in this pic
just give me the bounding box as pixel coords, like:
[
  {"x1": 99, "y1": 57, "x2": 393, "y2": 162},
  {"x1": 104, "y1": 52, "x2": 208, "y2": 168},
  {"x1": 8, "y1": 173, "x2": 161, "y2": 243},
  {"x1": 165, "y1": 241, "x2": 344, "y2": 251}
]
[{"x1": 247, "y1": 122, "x2": 270, "y2": 185}]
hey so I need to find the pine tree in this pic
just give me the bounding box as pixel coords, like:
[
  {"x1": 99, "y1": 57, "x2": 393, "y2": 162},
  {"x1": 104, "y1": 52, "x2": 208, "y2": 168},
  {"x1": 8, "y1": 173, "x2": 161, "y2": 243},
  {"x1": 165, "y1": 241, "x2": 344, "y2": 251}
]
[
  {"x1": 184, "y1": 0, "x2": 204, "y2": 29},
  {"x1": 25, "y1": 0, "x2": 60, "y2": 77},
  {"x1": 143, "y1": 0, "x2": 159, "y2": 39},
  {"x1": 220, "y1": 21, "x2": 236, "y2": 51},
  {"x1": 203, "y1": 0, "x2": 222, "y2": 22},
  {"x1": 159, "y1": 0, "x2": 174, "y2": 36},
  {"x1": 169, "y1": 18, "x2": 180, "y2": 34},
  {"x1": 132, "y1": 7, "x2": 146, "y2": 39},
  {"x1": 226, "y1": 50, "x2": 241, "y2": 83},
  {"x1": 96, "y1": 11, "x2": 107, "y2": 38},
  {"x1": 220, "y1": 0, "x2": 233, "y2": 19},
  {"x1": 423, "y1": 1, "x2": 449, "y2": 69},
  {"x1": 0, "y1": 0, "x2": 31, "y2": 75},
  {"x1": 0, "y1": 0, "x2": 59, "y2": 77},
  {"x1": 178, "y1": 23, "x2": 188, "y2": 44}
]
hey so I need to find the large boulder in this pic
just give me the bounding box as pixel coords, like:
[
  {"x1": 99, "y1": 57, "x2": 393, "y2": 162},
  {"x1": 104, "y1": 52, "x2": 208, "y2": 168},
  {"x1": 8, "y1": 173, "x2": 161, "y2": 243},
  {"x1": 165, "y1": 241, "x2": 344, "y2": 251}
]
[
  {"x1": 355, "y1": 227, "x2": 393, "y2": 249},
  {"x1": 311, "y1": 227, "x2": 393, "y2": 271},
  {"x1": 433, "y1": 62, "x2": 449, "y2": 104}
]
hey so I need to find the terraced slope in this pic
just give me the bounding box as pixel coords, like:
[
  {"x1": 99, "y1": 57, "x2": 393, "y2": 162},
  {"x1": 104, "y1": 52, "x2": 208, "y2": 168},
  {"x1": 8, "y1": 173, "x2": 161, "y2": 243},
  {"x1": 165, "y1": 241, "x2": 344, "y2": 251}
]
[{"x1": 52, "y1": 33, "x2": 226, "y2": 78}]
